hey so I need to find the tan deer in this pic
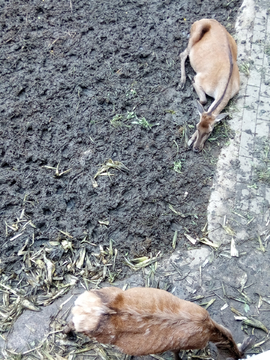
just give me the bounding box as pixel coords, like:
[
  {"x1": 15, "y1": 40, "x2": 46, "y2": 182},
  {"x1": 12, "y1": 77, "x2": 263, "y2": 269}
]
[
  {"x1": 66, "y1": 287, "x2": 252, "y2": 360},
  {"x1": 180, "y1": 19, "x2": 240, "y2": 152}
]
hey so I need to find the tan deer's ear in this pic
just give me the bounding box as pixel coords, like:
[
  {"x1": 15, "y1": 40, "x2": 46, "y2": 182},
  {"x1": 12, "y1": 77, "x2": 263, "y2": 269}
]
[
  {"x1": 215, "y1": 113, "x2": 229, "y2": 123},
  {"x1": 195, "y1": 100, "x2": 204, "y2": 115}
]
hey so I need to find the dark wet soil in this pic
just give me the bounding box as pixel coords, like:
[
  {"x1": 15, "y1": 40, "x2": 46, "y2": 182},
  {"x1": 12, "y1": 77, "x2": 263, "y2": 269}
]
[{"x1": 0, "y1": 0, "x2": 242, "y2": 278}]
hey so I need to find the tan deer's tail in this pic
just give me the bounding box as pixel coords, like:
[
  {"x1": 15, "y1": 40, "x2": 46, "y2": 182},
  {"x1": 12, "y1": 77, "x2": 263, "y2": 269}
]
[{"x1": 188, "y1": 20, "x2": 211, "y2": 49}]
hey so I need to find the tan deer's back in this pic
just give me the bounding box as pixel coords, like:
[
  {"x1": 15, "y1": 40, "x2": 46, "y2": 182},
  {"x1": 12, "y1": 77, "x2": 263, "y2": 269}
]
[{"x1": 189, "y1": 20, "x2": 236, "y2": 77}]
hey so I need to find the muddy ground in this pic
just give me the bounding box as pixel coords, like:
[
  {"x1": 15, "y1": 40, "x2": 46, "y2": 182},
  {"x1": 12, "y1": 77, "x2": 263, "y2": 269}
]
[
  {"x1": 0, "y1": 0, "x2": 249, "y2": 355},
  {"x1": 0, "y1": 0, "x2": 242, "y2": 270}
]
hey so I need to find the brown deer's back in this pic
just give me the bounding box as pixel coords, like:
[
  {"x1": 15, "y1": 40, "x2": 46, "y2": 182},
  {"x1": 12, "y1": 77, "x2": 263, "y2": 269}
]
[{"x1": 91, "y1": 287, "x2": 215, "y2": 355}]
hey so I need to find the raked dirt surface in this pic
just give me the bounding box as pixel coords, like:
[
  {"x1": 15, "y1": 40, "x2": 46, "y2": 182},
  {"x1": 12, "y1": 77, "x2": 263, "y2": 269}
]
[{"x1": 1, "y1": 0, "x2": 270, "y2": 359}]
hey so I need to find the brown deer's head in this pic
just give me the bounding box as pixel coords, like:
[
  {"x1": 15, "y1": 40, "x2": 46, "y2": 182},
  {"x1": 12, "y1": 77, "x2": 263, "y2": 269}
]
[{"x1": 188, "y1": 101, "x2": 229, "y2": 152}]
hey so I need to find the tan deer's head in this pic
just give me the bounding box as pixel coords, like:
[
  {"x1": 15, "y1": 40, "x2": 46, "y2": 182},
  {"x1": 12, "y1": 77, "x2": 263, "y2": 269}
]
[{"x1": 188, "y1": 101, "x2": 229, "y2": 152}]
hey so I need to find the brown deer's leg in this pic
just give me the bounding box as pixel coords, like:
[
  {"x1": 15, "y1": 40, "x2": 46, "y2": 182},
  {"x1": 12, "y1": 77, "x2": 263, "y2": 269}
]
[{"x1": 173, "y1": 350, "x2": 182, "y2": 360}]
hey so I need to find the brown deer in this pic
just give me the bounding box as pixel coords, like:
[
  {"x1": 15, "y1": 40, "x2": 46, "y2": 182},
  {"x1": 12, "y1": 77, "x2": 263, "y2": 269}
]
[
  {"x1": 180, "y1": 19, "x2": 240, "y2": 152},
  {"x1": 66, "y1": 287, "x2": 252, "y2": 360}
]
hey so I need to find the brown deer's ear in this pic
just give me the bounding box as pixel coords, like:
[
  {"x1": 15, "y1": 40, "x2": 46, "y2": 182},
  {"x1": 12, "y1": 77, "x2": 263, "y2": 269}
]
[
  {"x1": 215, "y1": 112, "x2": 229, "y2": 123},
  {"x1": 195, "y1": 100, "x2": 204, "y2": 115},
  {"x1": 238, "y1": 335, "x2": 255, "y2": 354}
]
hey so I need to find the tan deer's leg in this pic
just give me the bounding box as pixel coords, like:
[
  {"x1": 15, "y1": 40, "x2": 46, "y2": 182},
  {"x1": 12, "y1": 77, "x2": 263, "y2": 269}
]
[
  {"x1": 179, "y1": 48, "x2": 189, "y2": 88},
  {"x1": 193, "y1": 75, "x2": 207, "y2": 104}
]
